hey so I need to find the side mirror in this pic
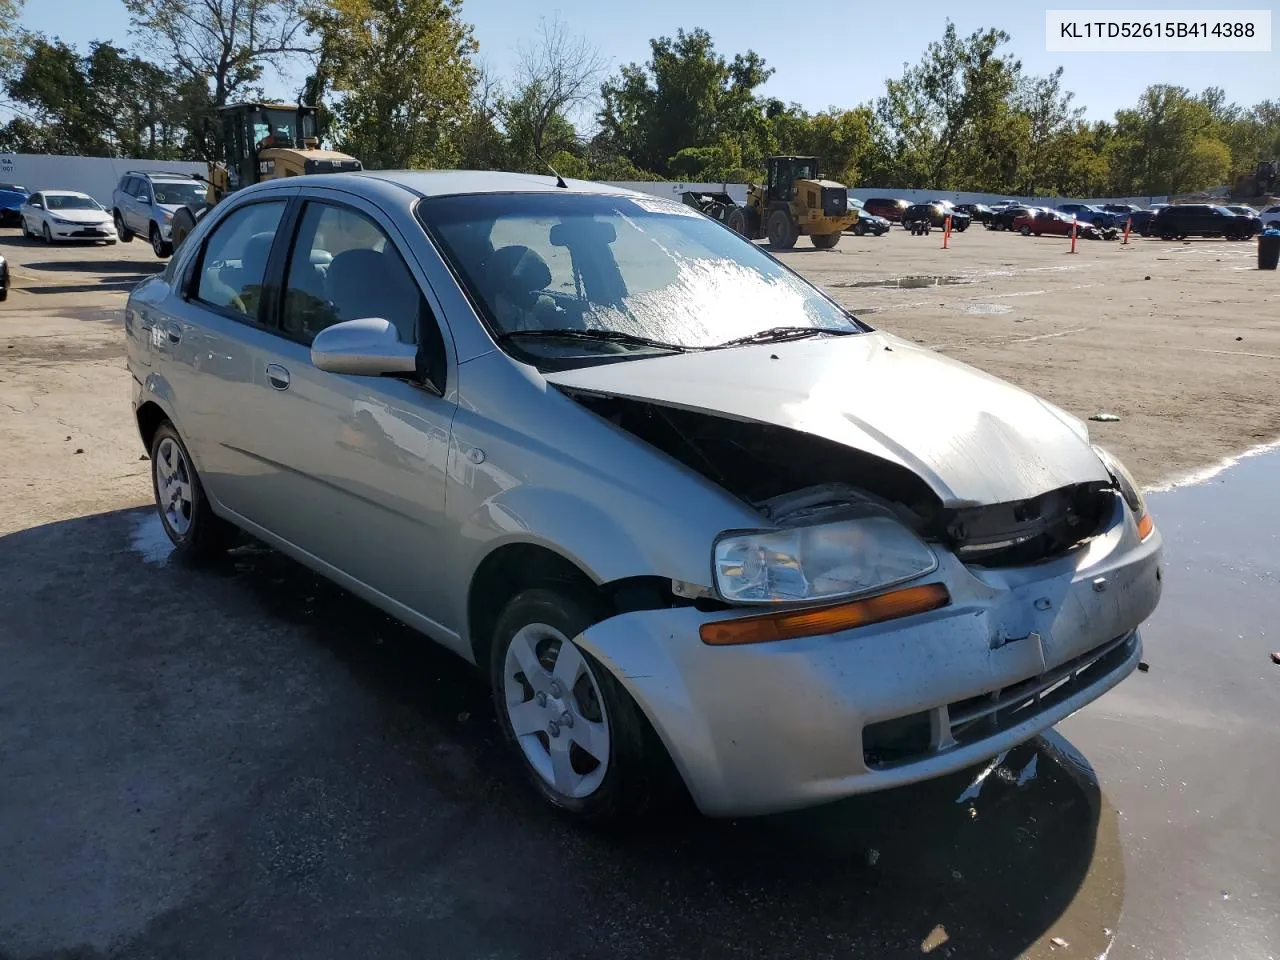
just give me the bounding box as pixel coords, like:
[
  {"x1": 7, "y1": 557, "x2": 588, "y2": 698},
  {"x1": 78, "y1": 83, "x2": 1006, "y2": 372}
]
[
  {"x1": 138, "y1": 195, "x2": 151, "y2": 204},
  {"x1": 311, "y1": 317, "x2": 419, "y2": 378}
]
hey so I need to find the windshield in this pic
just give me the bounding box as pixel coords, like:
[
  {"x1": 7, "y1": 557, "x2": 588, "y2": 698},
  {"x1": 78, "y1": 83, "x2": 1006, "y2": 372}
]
[
  {"x1": 46, "y1": 195, "x2": 102, "y2": 211},
  {"x1": 251, "y1": 108, "x2": 299, "y2": 150},
  {"x1": 152, "y1": 181, "x2": 207, "y2": 205},
  {"x1": 1212, "y1": 205, "x2": 1235, "y2": 215},
  {"x1": 419, "y1": 192, "x2": 862, "y2": 362}
]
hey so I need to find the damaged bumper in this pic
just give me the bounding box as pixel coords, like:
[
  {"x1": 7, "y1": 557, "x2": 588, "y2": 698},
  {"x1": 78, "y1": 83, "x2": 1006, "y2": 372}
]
[{"x1": 575, "y1": 495, "x2": 1161, "y2": 817}]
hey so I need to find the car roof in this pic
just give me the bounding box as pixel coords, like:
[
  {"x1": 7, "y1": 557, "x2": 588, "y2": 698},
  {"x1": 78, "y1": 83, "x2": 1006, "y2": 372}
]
[
  {"x1": 39, "y1": 189, "x2": 93, "y2": 198},
  {"x1": 313, "y1": 169, "x2": 652, "y2": 200},
  {"x1": 131, "y1": 171, "x2": 200, "y2": 181}
]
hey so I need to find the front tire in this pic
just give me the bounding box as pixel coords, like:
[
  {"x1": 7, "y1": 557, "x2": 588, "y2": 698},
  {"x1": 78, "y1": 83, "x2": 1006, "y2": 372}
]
[
  {"x1": 766, "y1": 208, "x2": 798, "y2": 249},
  {"x1": 150, "y1": 223, "x2": 173, "y2": 258},
  {"x1": 114, "y1": 211, "x2": 134, "y2": 242},
  {"x1": 150, "y1": 422, "x2": 237, "y2": 562},
  {"x1": 491, "y1": 587, "x2": 667, "y2": 822},
  {"x1": 810, "y1": 232, "x2": 840, "y2": 249},
  {"x1": 42, "y1": 223, "x2": 53, "y2": 244},
  {"x1": 1020, "y1": 225, "x2": 1032, "y2": 236},
  {"x1": 726, "y1": 206, "x2": 748, "y2": 237}
]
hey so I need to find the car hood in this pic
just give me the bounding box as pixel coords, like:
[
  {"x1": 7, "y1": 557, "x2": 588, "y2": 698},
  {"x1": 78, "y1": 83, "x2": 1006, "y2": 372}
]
[
  {"x1": 544, "y1": 332, "x2": 1108, "y2": 507},
  {"x1": 45, "y1": 208, "x2": 110, "y2": 224}
]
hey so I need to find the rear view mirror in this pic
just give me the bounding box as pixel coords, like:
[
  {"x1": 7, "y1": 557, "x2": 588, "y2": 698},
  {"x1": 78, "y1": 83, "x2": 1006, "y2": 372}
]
[
  {"x1": 311, "y1": 317, "x2": 418, "y2": 378},
  {"x1": 550, "y1": 219, "x2": 617, "y2": 247}
]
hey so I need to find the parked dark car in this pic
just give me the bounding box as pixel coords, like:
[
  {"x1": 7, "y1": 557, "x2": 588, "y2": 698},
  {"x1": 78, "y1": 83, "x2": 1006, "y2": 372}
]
[
  {"x1": 1014, "y1": 209, "x2": 1117, "y2": 240},
  {"x1": 988, "y1": 204, "x2": 1040, "y2": 231},
  {"x1": 954, "y1": 203, "x2": 993, "y2": 224},
  {"x1": 1057, "y1": 203, "x2": 1121, "y2": 229},
  {"x1": 861, "y1": 197, "x2": 910, "y2": 222},
  {"x1": 1128, "y1": 209, "x2": 1158, "y2": 236},
  {"x1": 1225, "y1": 205, "x2": 1259, "y2": 220},
  {"x1": 1101, "y1": 203, "x2": 1140, "y2": 218},
  {"x1": 1150, "y1": 204, "x2": 1260, "y2": 240},
  {"x1": 902, "y1": 201, "x2": 970, "y2": 231},
  {"x1": 0, "y1": 182, "x2": 29, "y2": 226}
]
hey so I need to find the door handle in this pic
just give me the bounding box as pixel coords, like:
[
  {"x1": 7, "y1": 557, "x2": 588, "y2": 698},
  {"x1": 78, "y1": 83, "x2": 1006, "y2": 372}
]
[{"x1": 266, "y1": 363, "x2": 291, "y2": 390}]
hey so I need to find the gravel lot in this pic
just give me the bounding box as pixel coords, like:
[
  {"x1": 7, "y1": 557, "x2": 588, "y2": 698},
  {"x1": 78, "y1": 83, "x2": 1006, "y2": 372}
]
[{"x1": 1, "y1": 223, "x2": 1277, "y2": 959}]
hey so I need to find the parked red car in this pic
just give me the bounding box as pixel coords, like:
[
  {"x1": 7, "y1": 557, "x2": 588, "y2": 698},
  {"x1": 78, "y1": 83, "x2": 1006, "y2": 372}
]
[
  {"x1": 861, "y1": 197, "x2": 910, "y2": 222},
  {"x1": 1012, "y1": 209, "x2": 1117, "y2": 240}
]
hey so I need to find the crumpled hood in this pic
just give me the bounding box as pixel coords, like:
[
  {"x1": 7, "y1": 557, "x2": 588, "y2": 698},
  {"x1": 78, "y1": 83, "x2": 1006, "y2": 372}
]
[{"x1": 545, "y1": 331, "x2": 1109, "y2": 507}]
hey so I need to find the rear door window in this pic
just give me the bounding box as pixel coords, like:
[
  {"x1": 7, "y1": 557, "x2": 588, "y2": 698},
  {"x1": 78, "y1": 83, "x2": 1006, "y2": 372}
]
[{"x1": 195, "y1": 201, "x2": 288, "y2": 319}]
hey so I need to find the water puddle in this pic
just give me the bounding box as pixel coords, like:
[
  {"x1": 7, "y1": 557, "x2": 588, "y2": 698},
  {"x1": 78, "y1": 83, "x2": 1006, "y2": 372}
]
[
  {"x1": 130, "y1": 512, "x2": 174, "y2": 565},
  {"x1": 836, "y1": 275, "x2": 976, "y2": 289}
]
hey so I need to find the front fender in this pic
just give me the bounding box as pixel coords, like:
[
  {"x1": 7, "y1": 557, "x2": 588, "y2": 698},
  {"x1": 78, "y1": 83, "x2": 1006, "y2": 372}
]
[{"x1": 458, "y1": 483, "x2": 710, "y2": 587}]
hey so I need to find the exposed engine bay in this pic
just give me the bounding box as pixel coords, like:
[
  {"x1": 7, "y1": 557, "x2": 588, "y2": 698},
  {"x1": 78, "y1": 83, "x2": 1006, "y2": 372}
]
[{"x1": 563, "y1": 389, "x2": 1116, "y2": 568}]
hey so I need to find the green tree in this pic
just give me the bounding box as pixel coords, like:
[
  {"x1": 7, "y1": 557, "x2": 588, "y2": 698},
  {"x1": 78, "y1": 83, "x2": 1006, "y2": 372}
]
[
  {"x1": 308, "y1": 0, "x2": 478, "y2": 169},
  {"x1": 598, "y1": 28, "x2": 772, "y2": 177},
  {"x1": 0, "y1": 0, "x2": 25, "y2": 80},
  {"x1": 497, "y1": 16, "x2": 602, "y2": 170},
  {"x1": 125, "y1": 0, "x2": 314, "y2": 155},
  {"x1": 1107, "y1": 85, "x2": 1230, "y2": 195},
  {"x1": 3, "y1": 37, "x2": 103, "y2": 154},
  {"x1": 874, "y1": 22, "x2": 1022, "y2": 189}
]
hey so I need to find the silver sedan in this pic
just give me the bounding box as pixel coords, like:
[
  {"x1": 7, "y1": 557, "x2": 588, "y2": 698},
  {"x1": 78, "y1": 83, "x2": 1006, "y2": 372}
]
[{"x1": 125, "y1": 171, "x2": 1162, "y2": 821}]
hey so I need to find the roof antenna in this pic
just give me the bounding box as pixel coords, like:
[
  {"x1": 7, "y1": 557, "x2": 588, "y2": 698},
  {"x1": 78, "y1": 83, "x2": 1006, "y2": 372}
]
[{"x1": 536, "y1": 150, "x2": 568, "y2": 188}]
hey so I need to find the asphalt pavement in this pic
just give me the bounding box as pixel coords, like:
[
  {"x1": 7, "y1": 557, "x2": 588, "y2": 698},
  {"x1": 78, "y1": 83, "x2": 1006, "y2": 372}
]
[{"x1": 1, "y1": 233, "x2": 1277, "y2": 959}]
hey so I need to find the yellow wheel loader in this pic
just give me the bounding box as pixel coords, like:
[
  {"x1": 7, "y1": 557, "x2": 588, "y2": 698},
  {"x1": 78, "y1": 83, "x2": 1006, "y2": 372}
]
[
  {"x1": 170, "y1": 102, "x2": 362, "y2": 250},
  {"x1": 726, "y1": 156, "x2": 857, "y2": 250}
]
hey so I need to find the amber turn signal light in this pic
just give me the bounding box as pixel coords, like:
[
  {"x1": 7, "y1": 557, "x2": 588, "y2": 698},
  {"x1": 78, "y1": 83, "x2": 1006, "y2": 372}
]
[
  {"x1": 1136, "y1": 513, "x2": 1155, "y2": 541},
  {"x1": 699, "y1": 583, "x2": 951, "y2": 646}
]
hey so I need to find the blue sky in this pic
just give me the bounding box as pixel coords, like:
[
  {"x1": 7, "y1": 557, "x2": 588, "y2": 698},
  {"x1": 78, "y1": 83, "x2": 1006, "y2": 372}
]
[{"x1": 17, "y1": 0, "x2": 1279, "y2": 122}]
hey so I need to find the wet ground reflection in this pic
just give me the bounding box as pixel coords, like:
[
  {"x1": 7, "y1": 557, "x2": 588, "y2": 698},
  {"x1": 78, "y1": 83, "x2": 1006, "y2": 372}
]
[{"x1": 214, "y1": 537, "x2": 1123, "y2": 959}]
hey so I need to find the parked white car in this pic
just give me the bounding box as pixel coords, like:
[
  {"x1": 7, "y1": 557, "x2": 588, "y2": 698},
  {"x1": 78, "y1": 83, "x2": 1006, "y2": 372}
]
[{"x1": 20, "y1": 190, "x2": 118, "y2": 244}]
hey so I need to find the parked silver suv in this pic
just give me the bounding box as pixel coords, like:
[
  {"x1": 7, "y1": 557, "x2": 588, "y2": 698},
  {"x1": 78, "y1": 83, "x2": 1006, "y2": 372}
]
[
  {"x1": 125, "y1": 172, "x2": 1163, "y2": 822},
  {"x1": 112, "y1": 170, "x2": 207, "y2": 258}
]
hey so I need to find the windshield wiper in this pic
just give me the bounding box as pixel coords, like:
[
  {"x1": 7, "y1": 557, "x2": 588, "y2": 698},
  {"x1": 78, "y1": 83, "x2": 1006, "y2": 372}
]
[
  {"x1": 497, "y1": 328, "x2": 691, "y2": 352},
  {"x1": 715, "y1": 326, "x2": 861, "y2": 347}
]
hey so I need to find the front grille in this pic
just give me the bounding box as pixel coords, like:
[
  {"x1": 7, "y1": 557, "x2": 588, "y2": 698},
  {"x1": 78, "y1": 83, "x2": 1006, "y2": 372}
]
[
  {"x1": 862, "y1": 632, "x2": 1137, "y2": 769},
  {"x1": 948, "y1": 632, "x2": 1136, "y2": 745},
  {"x1": 71, "y1": 228, "x2": 108, "y2": 237}
]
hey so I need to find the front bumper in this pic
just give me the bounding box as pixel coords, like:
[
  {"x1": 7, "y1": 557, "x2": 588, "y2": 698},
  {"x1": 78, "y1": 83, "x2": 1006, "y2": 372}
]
[
  {"x1": 48, "y1": 221, "x2": 116, "y2": 240},
  {"x1": 576, "y1": 495, "x2": 1162, "y2": 817}
]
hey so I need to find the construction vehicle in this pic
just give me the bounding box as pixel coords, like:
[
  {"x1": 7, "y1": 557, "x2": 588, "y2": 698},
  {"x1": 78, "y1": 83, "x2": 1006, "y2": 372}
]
[
  {"x1": 1230, "y1": 159, "x2": 1277, "y2": 200},
  {"x1": 169, "y1": 101, "x2": 363, "y2": 250},
  {"x1": 725, "y1": 156, "x2": 857, "y2": 249}
]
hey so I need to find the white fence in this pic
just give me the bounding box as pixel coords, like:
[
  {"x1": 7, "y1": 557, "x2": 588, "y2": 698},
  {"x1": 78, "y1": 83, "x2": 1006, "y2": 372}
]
[
  {"x1": 0, "y1": 153, "x2": 1174, "y2": 211},
  {"x1": 0, "y1": 154, "x2": 206, "y2": 206}
]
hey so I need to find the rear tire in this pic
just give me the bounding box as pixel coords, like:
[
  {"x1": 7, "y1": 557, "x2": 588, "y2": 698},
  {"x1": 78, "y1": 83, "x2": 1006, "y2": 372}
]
[
  {"x1": 766, "y1": 208, "x2": 797, "y2": 249},
  {"x1": 1020, "y1": 225, "x2": 1032, "y2": 236},
  {"x1": 114, "y1": 211, "x2": 134, "y2": 242},
  {"x1": 490, "y1": 587, "x2": 671, "y2": 823},
  {"x1": 810, "y1": 232, "x2": 840, "y2": 249},
  {"x1": 149, "y1": 422, "x2": 238, "y2": 563}
]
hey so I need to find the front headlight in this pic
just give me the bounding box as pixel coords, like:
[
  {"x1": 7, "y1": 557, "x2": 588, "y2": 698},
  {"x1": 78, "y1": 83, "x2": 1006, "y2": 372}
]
[
  {"x1": 713, "y1": 516, "x2": 938, "y2": 604},
  {"x1": 1093, "y1": 445, "x2": 1154, "y2": 538}
]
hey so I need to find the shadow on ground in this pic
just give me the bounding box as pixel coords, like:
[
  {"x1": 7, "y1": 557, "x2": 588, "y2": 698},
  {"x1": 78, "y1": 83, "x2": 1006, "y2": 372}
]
[
  {"x1": 20, "y1": 260, "x2": 165, "y2": 275},
  {"x1": 0, "y1": 509, "x2": 1122, "y2": 960}
]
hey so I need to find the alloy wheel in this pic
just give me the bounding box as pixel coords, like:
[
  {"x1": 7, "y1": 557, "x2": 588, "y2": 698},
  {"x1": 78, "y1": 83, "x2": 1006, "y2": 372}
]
[
  {"x1": 502, "y1": 623, "x2": 610, "y2": 800},
  {"x1": 154, "y1": 436, "x2": 194, "y2": 537}
]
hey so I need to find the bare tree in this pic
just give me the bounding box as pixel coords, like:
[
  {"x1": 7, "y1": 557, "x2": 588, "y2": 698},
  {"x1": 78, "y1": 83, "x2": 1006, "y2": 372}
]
[
  {"x1": 125, "y1": 0, "x2": 314, "y2": 109},
  {"x1": 499, "y1": 15, "x2": 605, "y2": 161}
]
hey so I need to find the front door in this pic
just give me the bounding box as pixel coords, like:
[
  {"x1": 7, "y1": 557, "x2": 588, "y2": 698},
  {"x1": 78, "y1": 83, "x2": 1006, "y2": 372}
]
[{"x1": 219, "y1": 191, "x2": 460, "y2": 638}]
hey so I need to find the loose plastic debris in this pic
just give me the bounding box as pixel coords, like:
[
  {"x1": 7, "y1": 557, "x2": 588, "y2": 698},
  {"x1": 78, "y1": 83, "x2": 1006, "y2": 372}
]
[
  {"x1": 1089, "y1": 413, "x2": 1121, "y2": 422},
  {"x1": 1138, "y1": 661, "x2": 1150, "y2": 673},
  {"x1": 1050, "y1": 936, "x2": 1069, "y2": 949}
]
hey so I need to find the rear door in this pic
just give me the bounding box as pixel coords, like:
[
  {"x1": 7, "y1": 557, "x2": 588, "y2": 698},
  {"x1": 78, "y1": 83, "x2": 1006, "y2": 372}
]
[{"x1": 153, "y1": 193, "x2": 295, "y2": 506}]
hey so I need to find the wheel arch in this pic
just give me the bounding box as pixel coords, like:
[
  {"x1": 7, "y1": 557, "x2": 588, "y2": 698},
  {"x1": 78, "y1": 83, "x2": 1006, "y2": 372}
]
[{"x1": 465, "y1": 539, "x2": 673, "y2": 674}]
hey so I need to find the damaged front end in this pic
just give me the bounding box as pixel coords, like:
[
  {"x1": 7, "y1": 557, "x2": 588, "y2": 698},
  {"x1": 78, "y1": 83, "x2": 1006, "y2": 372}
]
[{"x1": 560, "y1": 389, "x2": 1118, "y2": 573}]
